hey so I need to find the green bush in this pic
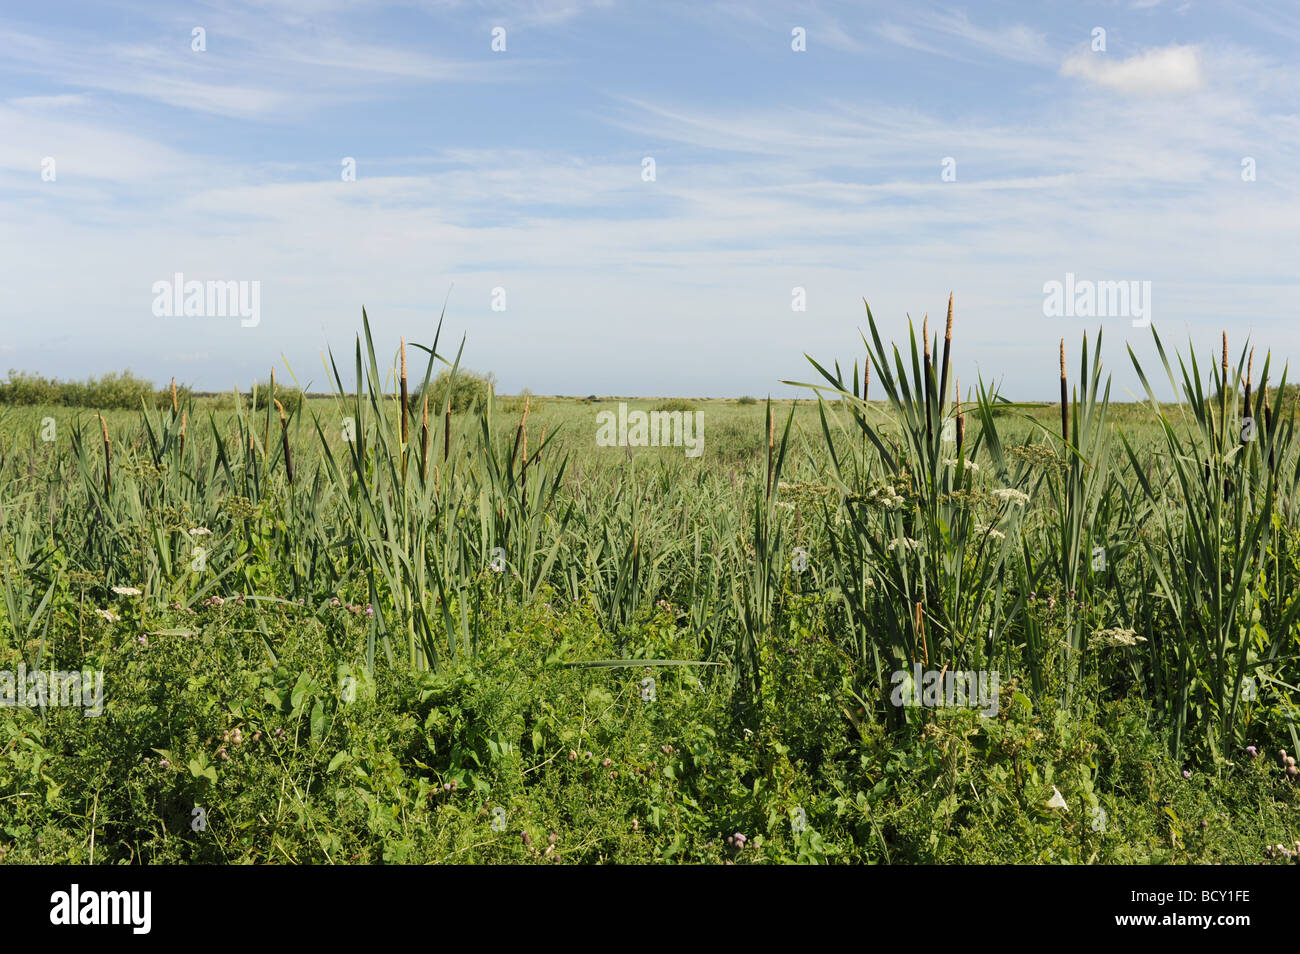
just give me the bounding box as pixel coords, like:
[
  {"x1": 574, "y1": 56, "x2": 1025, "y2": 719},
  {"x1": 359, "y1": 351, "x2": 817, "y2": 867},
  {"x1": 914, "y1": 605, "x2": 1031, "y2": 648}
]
[
  {"x1": 248, "y1": 381, "x2": 304, "y2": 415},
  {"x1": 152, "y1": 384, "x2": 194, "y2": 411},
  {"x1": 0, "y1": 369, "x2": 166, "y2": 410},
  {"x1": 413, "y1": 368, "x2": 496, "y2": 414},
  {"x1": 0, "y1": 370, "x2": 59, "y2": 405},
  {"x1": 736, "y1": 395, "x2": 757, "y2": 405},
  {"x1": 499, "y1": 388, "x2": 536, "y2": 415},
  {"x1": 653, "y1": 398, "x2": 696, "y2": 413}
]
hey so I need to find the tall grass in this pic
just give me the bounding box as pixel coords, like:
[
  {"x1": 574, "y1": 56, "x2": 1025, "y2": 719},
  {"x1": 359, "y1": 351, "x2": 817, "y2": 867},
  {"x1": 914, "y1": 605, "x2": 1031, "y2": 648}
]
[{"x1": 0, "y1": 299, "x2": 1296, "y2": 763}]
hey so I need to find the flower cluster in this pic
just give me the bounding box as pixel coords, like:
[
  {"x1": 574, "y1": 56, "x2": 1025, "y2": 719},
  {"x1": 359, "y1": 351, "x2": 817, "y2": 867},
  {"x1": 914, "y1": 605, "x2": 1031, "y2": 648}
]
[
  {"x1": 1090, "y1": 627, "x2": 1147, "y2": 649},
  {"x1": 886, "y1": 537, "x2": 921, "y2": 554},
  {"x1": 849, "y1": 478, "x2": 907, "y2": 510},
  {"x1": 991, "y1": 487, "x2": 1030, "y2": 507},
  {"x1": 1263, "y1": 841, "x2": 1299, "y2": 862}
]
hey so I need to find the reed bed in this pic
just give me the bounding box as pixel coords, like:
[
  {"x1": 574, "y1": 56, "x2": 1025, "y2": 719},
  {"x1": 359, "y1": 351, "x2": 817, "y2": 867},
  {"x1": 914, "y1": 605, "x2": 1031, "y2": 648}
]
[{"x1": 0, "y1": 300, "x2": 1297, "y2": 766}]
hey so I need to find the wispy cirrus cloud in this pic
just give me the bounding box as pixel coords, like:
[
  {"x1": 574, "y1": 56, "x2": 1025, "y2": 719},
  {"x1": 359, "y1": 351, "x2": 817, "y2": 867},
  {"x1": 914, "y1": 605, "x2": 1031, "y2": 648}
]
[
  {"x1": 1, "y1": 0, "x2": 1297, "y2": 399},
  {"x1": 876, "y1": 8, "x2": 1055, "y2": 67}
]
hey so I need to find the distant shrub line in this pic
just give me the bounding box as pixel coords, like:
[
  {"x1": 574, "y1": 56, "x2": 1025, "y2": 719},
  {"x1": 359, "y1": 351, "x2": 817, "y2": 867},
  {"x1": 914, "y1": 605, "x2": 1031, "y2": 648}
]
[{"x1": 0, "y1": 370, "x2": 188, "y2": 411}]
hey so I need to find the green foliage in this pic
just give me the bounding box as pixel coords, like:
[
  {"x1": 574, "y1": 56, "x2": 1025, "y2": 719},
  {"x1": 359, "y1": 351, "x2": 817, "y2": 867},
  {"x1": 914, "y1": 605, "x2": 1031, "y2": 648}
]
[
  {"x1": 499, "y1": 389, "x2": 536, "y2": 415},
  {"x1": 414, "y1": 367, "x2": 495, "y2": 413},
  {"x1": 0, "y1": 302, "x2": 1297, "y2": 863},
  {"x1": 248, "y1": 381, "x2": 304, "y2": 415},
  {"x1": 0, "y1": 369, "x2": 175, "y2": 410},
  {"x1": 653, "y1": 398, "x2": 696, "y2": 413}
]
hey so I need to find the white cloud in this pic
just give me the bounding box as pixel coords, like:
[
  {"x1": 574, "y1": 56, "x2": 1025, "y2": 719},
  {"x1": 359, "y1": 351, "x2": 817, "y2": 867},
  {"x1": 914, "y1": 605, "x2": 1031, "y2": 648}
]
[
  {"x1": 877, "y1": 10, "x2": 1054, "y2": 67},
  {"x1": 1061, "y1": 44, "x2": 1205, "y2": 95}
]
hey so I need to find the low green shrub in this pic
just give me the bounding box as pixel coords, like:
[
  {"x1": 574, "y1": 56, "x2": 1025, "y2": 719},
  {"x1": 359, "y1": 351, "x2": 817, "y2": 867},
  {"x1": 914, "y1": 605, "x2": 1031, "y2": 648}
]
[
  {"x1": 413, "y1": 368, "x2": 496, "y2": 413},
  {"x1": 0, "y1": 369, "x2": 169, "y2": 410}
]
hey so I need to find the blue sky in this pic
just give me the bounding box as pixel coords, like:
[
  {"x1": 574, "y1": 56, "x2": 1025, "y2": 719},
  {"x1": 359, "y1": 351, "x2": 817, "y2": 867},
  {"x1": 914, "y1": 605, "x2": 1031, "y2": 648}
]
[{"x1": 2, "y1": 0, "x2": 1297, "y2": 399}]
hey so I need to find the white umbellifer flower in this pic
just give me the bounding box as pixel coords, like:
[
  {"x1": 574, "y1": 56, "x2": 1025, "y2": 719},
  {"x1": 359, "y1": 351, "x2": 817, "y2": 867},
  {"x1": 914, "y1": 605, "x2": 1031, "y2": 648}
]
[
  {"x1": 942, "y1": 459, "x2": 979, "y2": 471},
  {"x1": 188, "y1": 527, "x2": 211, "y2": 536},
  {"x1": 95, "y1": 609, "x2": 120, "y2": 622},
  {"x1": 111, "y1": 586, "x2": 142, "y2": 596},
  {"x1": 886, "y1": 537, "x2": 921, "y2": 553},
  {"x1": 975, "y1": 525, "x2": 1006, "y2": 541},
  {"x1": 991, "y1": 488, "x2": 1030, "y2": 507},
  {"x1": 1091, "y1": 627, "x2": 1148, "y2": 649}
]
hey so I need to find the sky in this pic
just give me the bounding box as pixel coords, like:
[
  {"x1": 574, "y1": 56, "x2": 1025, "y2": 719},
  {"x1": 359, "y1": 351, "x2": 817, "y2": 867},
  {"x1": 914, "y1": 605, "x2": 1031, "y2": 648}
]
[{"x1": 1, "y1": 0, "x2": 1297, "y2": 400}]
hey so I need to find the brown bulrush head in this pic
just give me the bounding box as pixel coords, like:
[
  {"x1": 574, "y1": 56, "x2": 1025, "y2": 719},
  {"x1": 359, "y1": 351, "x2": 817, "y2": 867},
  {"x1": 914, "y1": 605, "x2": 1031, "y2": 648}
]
[
  {"x1": 864, "y1": 352, "x2": 870, "y2": 405},
  {"x1": 1245, "y1": 347, "x2": 1254, "y2": 410},
  {"x1": 399, "y1": 338, "x2": 409, "y2": 446},
  {"x1": 443, "y1": 404, "x2": 451, "y2": 464},
  {"x1": 420, "y1": 393, "x2": 430, "y2": 478},
  {"x1": 170, "y1": 377, "x2": 178, "y2": 415},
  {"x1": 1059, "y1": 339, "x2": 1069, "y2": 447},
  {"x1": 915, "y1": 601, "x2": 929, "y2": 666},
  {"x1": 274, "y1": 399, "x2": 294, "y2": 486},
  {"x1": 938, "y1": 293, "x2": 953, "y2": 416},
  {"x1": 98, "y1": 414, "x2": 112, "y2": 495},
  {"x1": 180, "y1": 409, "x2": 187, "y2": 455}
]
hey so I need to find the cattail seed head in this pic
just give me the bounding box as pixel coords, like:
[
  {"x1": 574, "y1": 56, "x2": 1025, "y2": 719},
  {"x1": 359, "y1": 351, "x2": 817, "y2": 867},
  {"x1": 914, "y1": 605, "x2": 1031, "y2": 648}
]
[
  {"x1": 274, "y1": 399, "x2": 294, "y2": 485},
  {"x1": 938, "y1": 294, "x2": 954, "y2": 416},
  {"x1": 1059, "y1": 339, "x2": 1070, "y2": 447},
  {"x1": 98, "y1": 414, "x2": 112, "y2": 494},
  {"x1": 444, "y1": 404, "x2": 451, "y2": 463},
  {"x1": 399, "y1": 338, "x2": 409, "y2": 447},
  {"x1": 420, "y1": 393, "x2": 430, "y2": 475}
]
